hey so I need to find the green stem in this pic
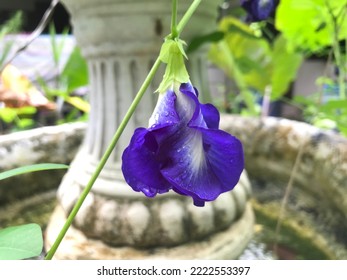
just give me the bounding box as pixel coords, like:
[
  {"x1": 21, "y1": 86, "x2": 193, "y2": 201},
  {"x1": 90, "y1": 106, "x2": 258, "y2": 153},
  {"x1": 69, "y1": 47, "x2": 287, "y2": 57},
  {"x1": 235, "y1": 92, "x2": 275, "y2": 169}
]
[
  {"x1": 44, "y1": 0, "x2": 203, "y2": 260},
  {"x1": 177, "y1": 0, "x2": 201, "y2": 35},
  {"x1": 44, "y1": 58, "x2": 161, "y2": 260},
  {"x1": 332, "y1": 24, "x2": 346, "y2": 99},
  {"x1": 326, "y1": 0, "x2": 346, "y2": 99},
  {"x1": 171, "y1": 0, "x2": 178, "y2": 38}
]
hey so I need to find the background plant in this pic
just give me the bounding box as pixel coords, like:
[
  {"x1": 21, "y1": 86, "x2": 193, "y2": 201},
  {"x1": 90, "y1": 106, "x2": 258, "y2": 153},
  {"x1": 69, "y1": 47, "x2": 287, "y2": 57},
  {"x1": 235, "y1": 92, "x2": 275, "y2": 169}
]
[
  {"x1": 276, "y1": 0, "x2": 347, "y2": 136},
  {"x1": 0, "y1": 3, "x2": 89, "y2": 134},
  {"x1": 207, "y1": 16, "x2": 303, "y2": 116},
  {"x1": 37, "y1": 23, "x2": 90, "y2": 124}
]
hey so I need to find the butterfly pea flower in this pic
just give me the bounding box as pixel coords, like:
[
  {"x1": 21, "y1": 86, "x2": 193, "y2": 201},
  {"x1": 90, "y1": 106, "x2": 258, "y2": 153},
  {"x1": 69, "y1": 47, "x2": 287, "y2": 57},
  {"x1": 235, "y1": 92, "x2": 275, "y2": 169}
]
[
  {"x1": 241, "y1": 0, "x2": 275, "y2": 22},
  {"x1": 121, "y1": 40, "x2": 244, "y2": 206}
]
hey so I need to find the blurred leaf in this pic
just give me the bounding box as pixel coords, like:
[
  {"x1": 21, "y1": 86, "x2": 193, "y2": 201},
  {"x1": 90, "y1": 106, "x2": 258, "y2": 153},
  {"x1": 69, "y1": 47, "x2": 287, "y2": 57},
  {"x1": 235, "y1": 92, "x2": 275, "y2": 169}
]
[
  {"x1": 0, "y1": 42, "x2": 15, "y2": 70},
  {"x1": 0, "y1": 12, "x2": 23, "y2": 70},
  {"x1": 61, "y1": 46, "x2": 88, "y2": 92},
  {"x1": 0, "y1": 163, "x2": 68, "y2": 181},
  {"x1": 313, "y1": 118, "x2": 337, "y2": 129},
  {"x1": 0, "y1": 11, "x2": 22, "y2": 39},
  {"x1": 209, "y1": 17, "x2": 302, "y2": 100},
  {"x1": 0, "y1": 108, "x2": 17, "y2": 123},
  {"x1": 235, "y1": 55, "x2": 265, "y2": 74},
  {"x1": 0, "y1": 224, "x2": 43, "y2": 260},
  {"x1": 209, "y1": 17, "x2": 272, "y2": 92},
  {"x1": 66, "y1": 96, "x2": 90, "y2": 113},
  {"x1": 316, "y1": 76, "x2": 335, "y2": 86},
  {"x1": 293, "y1": 95, "x2": 317, "y2": 106},
  {"x1": 337, "y1": 122, "x2": 347, "y2": 136},
  {"x1": 275, "y1": 0, "x2": 347, "y2": 52},
  {"x1": 228, "y1": 24, "x2": 260, "y2": 40},
  {"x1": 49, "y1": 24, "x2": 69, "y2": 67},
  {"x1": 16, "y1": 106, "x2": 37, "y2": 115},
  {"x1": 321, "y1": 99, "x2": 347, "y2": 110},
  {"x1": 16, "y1": 118, "x2": 34, "y2": 129},
  {"x1": 271, "y1": 35, "x2": 303, "y2": 99},
  {"x1": 187, "y1": 31, "x2": 224, "y2": 53}
]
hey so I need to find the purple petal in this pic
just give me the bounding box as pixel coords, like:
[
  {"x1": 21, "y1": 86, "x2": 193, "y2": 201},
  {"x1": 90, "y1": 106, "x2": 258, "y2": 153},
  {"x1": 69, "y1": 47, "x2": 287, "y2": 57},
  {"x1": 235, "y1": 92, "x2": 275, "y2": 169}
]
[
  {"x1": 122, "y1": 89, "x2": 180, "y2": 198},
  {"x1": 161, "y1": 124, "x2": 244, "y2": 206},
  {"x1": 121, "y1": 127, "x2": 173, "y2": 197},
  {"x1": 149, "y1": 89, "x2": 180, "y2": 129},
  {"x1": 201, "y1": 103, "x2": 220, "y2": 129}
]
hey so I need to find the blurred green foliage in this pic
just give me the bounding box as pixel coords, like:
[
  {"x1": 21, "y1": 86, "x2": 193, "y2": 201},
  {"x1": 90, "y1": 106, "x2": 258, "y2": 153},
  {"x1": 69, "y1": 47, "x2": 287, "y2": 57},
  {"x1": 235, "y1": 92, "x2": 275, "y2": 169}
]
[
  {"x1": 209, "y1": 17, "x2": 303, "y2": 101},
  {"x1": 0, "y1": 16, "x2": 89, "y2": 133},
  {"x1": 276, "y1": 0, "x2": 347, "y2": 136},
  {"x1": 0, "y1": 11, "x2": 22, "y2": 70},
  {"x1": 276, "y1": 0, "x2": 347, "y2": 53}
]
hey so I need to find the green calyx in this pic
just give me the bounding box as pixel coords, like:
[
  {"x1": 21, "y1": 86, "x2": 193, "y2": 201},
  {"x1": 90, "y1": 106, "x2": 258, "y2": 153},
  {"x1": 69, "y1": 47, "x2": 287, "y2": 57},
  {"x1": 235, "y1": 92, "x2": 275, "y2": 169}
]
[{"x1": 157, "y1": 38, "x2": 190, "y2": 93}]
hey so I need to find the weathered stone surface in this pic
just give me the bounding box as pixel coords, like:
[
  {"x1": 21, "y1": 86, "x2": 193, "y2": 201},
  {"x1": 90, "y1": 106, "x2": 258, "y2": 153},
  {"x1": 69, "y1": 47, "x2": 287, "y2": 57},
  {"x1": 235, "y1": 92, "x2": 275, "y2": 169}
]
[
  {"x1": 3, "y1": 114, "x2": 347, "y2": 258},
  {"x1": 45, "y1": 202, "x2": 254, "y2": 260},
  {"x1": 220, "y1": 115, "x2": 347, "y2": 253},
  {"x1": 0, "y1": 122, "x2": 85, "y2": 205},
  {"x1": 54, "y1": 170, "x2": 252, "y2": 248}
]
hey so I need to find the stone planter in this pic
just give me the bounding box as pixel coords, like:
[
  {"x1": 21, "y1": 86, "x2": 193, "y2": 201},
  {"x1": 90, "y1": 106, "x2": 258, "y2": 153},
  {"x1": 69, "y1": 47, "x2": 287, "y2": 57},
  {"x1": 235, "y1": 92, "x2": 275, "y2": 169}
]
[
  {"x1": 1, "y1": 114, "x2": 347, "y2": 258},
  {"x1": 0, "y1": 122, "x2": 84, "y2": 206},
  {"x1": 45, "y1": 0, "x2": 255, "y2": 259},
  {"x1": 221, "y1": 115, "x2": 347, "y2": 258}
]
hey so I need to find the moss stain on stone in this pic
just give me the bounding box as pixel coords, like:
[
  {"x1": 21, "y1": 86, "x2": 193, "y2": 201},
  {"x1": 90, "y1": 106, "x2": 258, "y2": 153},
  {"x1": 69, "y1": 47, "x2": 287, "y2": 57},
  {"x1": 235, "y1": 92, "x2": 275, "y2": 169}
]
[
  {"x1": 252, "y1": 199, "x2": 338, "y2": 260},
  {"x1": 0, "y1": 192, "x2": 57, "y2": 229}
]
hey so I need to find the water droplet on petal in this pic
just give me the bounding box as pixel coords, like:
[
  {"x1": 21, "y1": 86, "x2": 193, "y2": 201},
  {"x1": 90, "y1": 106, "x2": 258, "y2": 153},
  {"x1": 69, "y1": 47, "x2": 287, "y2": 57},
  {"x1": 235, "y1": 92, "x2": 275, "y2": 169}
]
[{"x1": 141, "y1": 185, "x2": 157, "y2": 197}]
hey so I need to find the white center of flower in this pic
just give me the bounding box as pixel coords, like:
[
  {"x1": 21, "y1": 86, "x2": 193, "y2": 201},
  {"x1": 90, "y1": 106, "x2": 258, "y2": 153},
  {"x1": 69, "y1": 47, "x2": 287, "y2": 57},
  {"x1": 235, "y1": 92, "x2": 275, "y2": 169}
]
[
  {"x1": 187, "y1": 131, "x2": 206, "y2": 173},
  {"x1": 260, "y1": 0, "x2": 270, "y2": 8}
]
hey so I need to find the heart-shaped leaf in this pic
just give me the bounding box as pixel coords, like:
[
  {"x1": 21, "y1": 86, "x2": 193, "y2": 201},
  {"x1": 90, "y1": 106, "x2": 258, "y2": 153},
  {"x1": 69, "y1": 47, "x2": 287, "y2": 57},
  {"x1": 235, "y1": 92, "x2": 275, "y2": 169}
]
[{"x1": 0, "y1": 224, "x2": 43, "y2": 260}]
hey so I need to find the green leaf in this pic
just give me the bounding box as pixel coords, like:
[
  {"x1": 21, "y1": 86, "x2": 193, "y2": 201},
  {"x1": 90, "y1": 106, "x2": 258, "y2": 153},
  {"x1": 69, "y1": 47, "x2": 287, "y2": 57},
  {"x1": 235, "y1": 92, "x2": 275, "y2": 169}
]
[
  {"x1": 15, "y1": 106, "x2": 37, "y2": 115},
  {"x1": 50, "y1": 24, "x2": 70, "y2": 67},
  {"x1": 0, "y1": 107, "x2": 37, "y2": 125},
  {"x1": 293, "y1": 95, "x2": 317, "y2": 106},
  {"x1": 0, "y1": 163, "x2": 69, "y2": 181},
  {"x1": 0, "y1": 11, "x2": 22, "y2": 39},
  {"x1": 0, "y1": 224, "x2": 43, "y2": 260},
  {"x1": 61, "y1": 46, "x2": 88, "y2": 92},
  {"x1": 320, "y1": 99, "x2": 347, "y2": 111},
  {"x1": 15, "y1": 118, "x2": 35, "y2": 129},
  {"x1": 271, "y1": 35, "x2": 303, "y2": 99},
  {"x1": 187, "y1": 31, "x2": 224, "y2": 53},
  {"x1": 228, "y1": 24, "x2": 260, "y2": 41},
  {"x1": 208, "y1": 17, "x2": 303, "y2": 100},
  {"x1": 275, "y1": 0, "x2": 347, "y2": 52},
  {"x1": 208, "y1": 17, "x2": 272, "y2": 92},
  {"x1": 0, "y1": 108, "x2": 18, "y2": 123},
  {"x1": 66, "y1": 96, "x2": 90, "y2": 113}
]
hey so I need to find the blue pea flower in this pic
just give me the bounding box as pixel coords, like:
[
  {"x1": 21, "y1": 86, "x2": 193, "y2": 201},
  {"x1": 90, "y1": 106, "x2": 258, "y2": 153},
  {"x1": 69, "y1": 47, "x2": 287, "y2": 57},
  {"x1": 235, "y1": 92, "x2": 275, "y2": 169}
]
[
  {"x1": 241, "y1": 0, "x2": 275, "y2": 22},
  {"x1": 121, "y1": 82, "x2": 244, "y2": 206}
]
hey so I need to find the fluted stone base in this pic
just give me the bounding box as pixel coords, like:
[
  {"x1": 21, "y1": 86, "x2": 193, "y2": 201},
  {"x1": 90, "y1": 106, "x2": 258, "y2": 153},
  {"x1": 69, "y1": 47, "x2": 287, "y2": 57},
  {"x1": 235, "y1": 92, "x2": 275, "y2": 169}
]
[
  {"x1": 45, "y1": 202, "x2": 254, "y2": 260},
  {"x1": 45, "y1": 165, "x2": 254, "y2": 259}
]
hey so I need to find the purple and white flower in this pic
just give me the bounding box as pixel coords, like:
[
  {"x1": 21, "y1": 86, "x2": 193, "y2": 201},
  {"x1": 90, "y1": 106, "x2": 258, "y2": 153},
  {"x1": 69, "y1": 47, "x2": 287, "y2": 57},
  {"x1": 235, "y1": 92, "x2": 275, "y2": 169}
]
[{"x1": 122, "y1": 82, "x2": 244, "y2": 206}]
